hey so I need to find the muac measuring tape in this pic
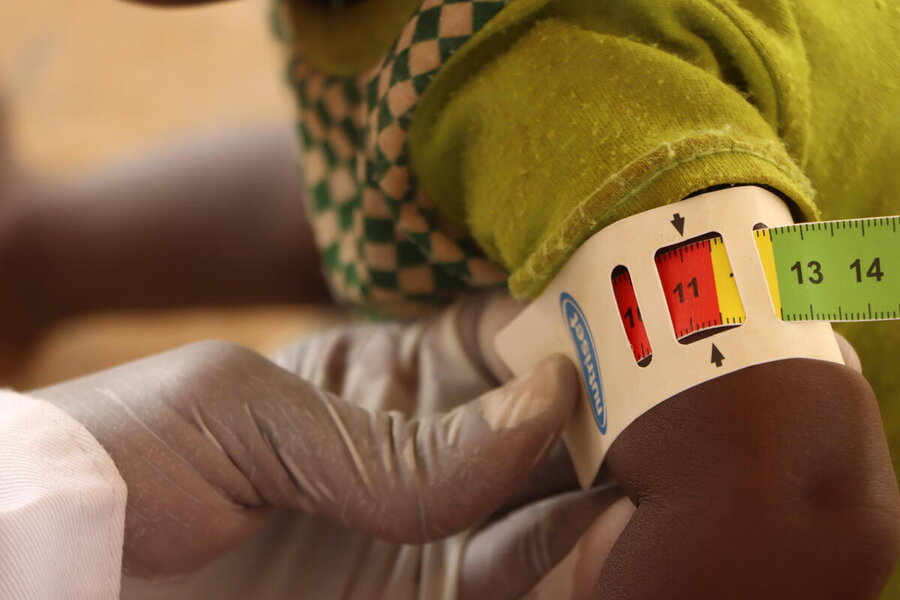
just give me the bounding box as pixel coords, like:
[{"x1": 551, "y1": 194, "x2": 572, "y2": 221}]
[
  {"x1": 615, "y1": 217, "x2": 899, "y2": 363},
  {"x1": 495, "y1": 186, "x2": 900, "y2": 488}
]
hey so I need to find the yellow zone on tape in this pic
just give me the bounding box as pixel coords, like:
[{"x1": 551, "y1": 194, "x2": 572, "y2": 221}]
[
  {"x1": 753, "y1": 229, "x2": 782, "y2": 315},
  {"x1": 709, "y1": 237, "x2": 746, "y2": 325}
]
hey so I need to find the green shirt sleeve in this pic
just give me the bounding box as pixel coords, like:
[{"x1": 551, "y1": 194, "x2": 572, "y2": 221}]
[{"x1": 410, "y1": 0, "x2": 826, "y2": 299}]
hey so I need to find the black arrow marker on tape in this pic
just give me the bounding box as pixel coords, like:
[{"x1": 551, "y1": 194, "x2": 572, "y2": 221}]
[
  {"x1": 711, "y1": 344, "x2": 725, "y2": 367},
  {"x1": 671, "y1": 213, "x2": 685, "y2": 236}
]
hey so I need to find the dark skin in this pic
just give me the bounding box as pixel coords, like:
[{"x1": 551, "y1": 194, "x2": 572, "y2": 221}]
[
  {"x1": 597, "y1": 360, "x2": 899, "y2": 599},
  {"x1": 3, "y1": 0, "x2": 898, "y2": 596}
]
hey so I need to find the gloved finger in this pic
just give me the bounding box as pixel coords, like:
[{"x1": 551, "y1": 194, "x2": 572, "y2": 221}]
[
  {"x1": 548, "y1": 496, "x2": 636, "y2": 600},
  {"x1": 273, "y1": 297, "x2": 509, "y2": 414},
  {"x1": 456, "y1": 290, "x2": 528, "y2": 383},
  {"x1": 199, "y1": 352, "x2": 579, "y2": 544},
  {"x1": 458, "y1": 486, "x2": 634, "y2": 600},
  {"x1": 495, "y1": 440, "x2": 579, "y2": 516},
  {"x1": 272, "y1": 323, "x2": 420, "y2": 409}
]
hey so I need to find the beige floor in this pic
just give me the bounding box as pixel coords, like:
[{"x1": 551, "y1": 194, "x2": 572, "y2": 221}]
[{"x1": 0, "y1": 0, "x2": 344, "y2": 388}]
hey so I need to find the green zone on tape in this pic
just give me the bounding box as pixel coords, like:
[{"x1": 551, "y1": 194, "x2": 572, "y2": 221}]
[{"x1": 754, "y1": 217, "x2": 900, "y2": 322}]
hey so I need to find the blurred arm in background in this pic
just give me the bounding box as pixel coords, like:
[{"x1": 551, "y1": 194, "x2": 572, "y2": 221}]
[{"x1": 0, "y1": 123, "x2": 330, "y2": 349}]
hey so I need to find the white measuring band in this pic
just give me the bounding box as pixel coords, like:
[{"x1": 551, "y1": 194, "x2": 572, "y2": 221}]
[{"x1": 495, "y1": 186, "x2": 845, "y2": 489}]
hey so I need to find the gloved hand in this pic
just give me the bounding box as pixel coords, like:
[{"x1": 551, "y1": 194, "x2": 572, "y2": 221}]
[
  {"x1": 33, "y1": 292, "x2": 634, "y2": 599},
  {"x1": 271, "y1": 292, "x2": 635, "y2": 599}
]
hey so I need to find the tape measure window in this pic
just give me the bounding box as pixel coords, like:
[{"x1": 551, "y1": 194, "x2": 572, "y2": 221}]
[
  {"x1": 654, "y1": 232, "x2": 746, "y2": 343},
  {"x1": 611, "y1": 266, "x2": 653, "y2": 365}
]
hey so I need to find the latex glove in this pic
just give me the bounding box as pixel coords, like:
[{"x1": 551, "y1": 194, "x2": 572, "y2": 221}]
[
  {"x1": 33, "y1": 293, "x2": 633, "y2": 599},
  {"x1": 33, "y1": 338, "x2": 573, "y2": 573}
]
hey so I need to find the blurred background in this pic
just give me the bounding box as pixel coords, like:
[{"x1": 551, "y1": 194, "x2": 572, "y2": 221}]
[
  {"x1": 0, "y1": 0, "x2": 343, "y2": 389},
  {"x1": 2, "y1": 0, "x2": 291, "y2": 174}
]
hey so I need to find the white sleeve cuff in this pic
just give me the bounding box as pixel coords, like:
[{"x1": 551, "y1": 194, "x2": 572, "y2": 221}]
[{"x1": 0, "y1": 389, "x2": 126, "y2": 599}]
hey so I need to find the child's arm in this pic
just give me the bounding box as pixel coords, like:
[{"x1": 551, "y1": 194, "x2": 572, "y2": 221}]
[
  {"x1": 595, "y1": 358, "x2": 899, "y2": 598},
  {"x1": 0, "y1": 125, "x2": 329, "y2": 347}
]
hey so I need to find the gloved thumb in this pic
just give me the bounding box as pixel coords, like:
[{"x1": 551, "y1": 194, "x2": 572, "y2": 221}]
[
  {"x1": 233, "y1": 354, "x2": 579, "y2": 544},
  {"x1": 459, "y1": 487, "x2": 634, "y2": 599}
]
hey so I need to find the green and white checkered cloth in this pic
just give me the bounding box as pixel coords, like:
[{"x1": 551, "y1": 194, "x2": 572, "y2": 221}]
[{"x1": 274, "y1": 0, "x2": 510, "y2": 317}]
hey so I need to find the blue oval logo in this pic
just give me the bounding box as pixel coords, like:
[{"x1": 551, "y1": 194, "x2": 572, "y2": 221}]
[{"x1": 560, "y1": 292, "x2": 607, "y2": 434}]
